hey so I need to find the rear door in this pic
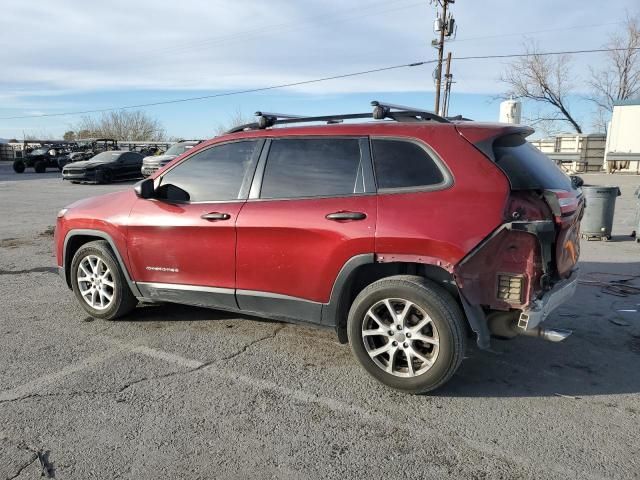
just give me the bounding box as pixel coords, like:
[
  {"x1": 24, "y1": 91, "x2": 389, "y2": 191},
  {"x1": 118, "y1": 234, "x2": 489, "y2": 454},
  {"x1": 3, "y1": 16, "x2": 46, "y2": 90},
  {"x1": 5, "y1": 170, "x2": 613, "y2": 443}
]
[
  {"x1": 235, "y1": 137, "x2": 376, "y2": 323},
  {"x1": 127, "y1": 140, "x2": 262, "y2": 309},
  {"x1": 119, "y1": 152, "x2": 143, "y2": 180}
]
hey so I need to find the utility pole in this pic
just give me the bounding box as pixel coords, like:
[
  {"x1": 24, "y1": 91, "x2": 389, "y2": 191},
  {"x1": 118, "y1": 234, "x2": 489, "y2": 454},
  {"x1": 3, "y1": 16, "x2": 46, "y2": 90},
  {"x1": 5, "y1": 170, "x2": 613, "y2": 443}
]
[
  {"x1": 442, "y1": 52, "x2": 453, "y2": 116},
  {"x1": 431, "y1": 0, "x2": 456, "y2": 114}
]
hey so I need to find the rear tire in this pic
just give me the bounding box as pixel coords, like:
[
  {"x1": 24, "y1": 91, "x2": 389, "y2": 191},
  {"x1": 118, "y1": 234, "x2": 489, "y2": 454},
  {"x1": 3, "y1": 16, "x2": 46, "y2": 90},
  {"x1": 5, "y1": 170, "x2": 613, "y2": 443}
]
[
  {"x1": 347, "y1": 275, "x2": 466, "y2": 394},
  {"x1": 34, "y1": 161, "x2": 46, "y2": 173},
  {"x1": 70, "y1": 240, "x2": 137, "y2": 320},
  {"x1": 12, "y1": 160, "x2": 25, "y2": 173},
  {"x1": 100, "y1": 169, "x2": 113, "y2": 184}
]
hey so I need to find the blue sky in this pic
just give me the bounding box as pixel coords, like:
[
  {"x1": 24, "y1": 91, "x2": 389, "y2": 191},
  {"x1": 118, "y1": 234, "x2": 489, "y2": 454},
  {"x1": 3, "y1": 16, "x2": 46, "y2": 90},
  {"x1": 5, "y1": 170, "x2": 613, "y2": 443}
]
[{"x1": 1, "y1": 0, "x2": 637, "y2": 140}]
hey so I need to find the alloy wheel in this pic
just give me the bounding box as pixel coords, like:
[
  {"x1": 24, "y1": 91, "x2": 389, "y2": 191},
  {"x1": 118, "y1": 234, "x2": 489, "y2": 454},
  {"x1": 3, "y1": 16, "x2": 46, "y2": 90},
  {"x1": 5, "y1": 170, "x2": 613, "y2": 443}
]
[
  {"x1": 76, "y1": 255, "x2": 115, "y2": 310},
  {"x1": 362, "y1": 298, "x2": 440, "y2": 377}
]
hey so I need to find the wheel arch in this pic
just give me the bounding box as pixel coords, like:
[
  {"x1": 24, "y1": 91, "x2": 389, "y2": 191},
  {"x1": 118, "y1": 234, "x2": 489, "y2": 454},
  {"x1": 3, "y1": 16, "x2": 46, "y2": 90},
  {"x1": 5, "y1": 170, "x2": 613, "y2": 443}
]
[
  {"x1": 63, "y1": 229, "x2": 141, "y2": 296},
  {"x1": 323, "y1": 255, "x2": 462, "y2": 343}
]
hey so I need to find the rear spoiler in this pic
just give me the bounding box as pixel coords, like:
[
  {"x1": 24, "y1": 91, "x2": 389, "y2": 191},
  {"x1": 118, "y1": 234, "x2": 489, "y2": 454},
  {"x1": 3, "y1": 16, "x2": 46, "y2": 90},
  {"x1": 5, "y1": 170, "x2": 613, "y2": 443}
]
[{"x1": 455, "y1": 124, "x2": 534, "y2": 162}]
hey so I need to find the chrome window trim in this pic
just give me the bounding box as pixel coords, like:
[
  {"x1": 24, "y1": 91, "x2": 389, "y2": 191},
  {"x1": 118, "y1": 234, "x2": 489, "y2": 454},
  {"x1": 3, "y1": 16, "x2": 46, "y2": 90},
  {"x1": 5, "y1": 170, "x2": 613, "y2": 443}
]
[{"x1": 370, "y1": 136, "x2": 454, "y2": 194}]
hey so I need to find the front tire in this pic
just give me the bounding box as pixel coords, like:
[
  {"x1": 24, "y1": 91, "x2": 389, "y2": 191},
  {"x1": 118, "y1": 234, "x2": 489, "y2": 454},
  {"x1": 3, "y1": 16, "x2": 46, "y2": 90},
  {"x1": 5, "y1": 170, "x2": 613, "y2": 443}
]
[
  {"x1": 347, "y1": 275, "x2": 466, "y2": 394},
  {"x1": 99, "y1": 169, "x2": 113, "y2": 184},
  {"x1": 70, "y1": 240, "x2": 137, "y2": 320}
]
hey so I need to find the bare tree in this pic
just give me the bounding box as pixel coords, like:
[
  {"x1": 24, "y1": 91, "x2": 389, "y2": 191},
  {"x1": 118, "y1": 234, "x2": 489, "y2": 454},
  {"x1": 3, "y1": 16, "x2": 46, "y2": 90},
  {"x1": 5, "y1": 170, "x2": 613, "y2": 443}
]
[
  {"x1": 588, "y1": 14, "x2": 640, "y2": 130},
  {"x1": 214, "y1": 108, "x2": 253, "y2": 136},
  {"x1": 63, "y1": 130, "x2": 76, "y2": 141},
  {"x1": 22, "y1": 130, "x2": 55, "y2": 141},
  {"x1": 75, "y1": 110, "x2": 166, "y2": 141},
  {"x1": 501, "y1": 42, "x2": 582, "y2": 133}
]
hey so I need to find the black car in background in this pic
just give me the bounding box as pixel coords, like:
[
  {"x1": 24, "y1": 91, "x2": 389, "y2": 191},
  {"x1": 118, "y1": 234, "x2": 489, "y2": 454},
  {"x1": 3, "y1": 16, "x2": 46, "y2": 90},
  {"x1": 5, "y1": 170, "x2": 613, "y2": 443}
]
[
  {"x1": 57, "y1": 151, "x2": 95, "y2": 170},
  {"x1": 62, "y1": 151, "x2": 144, "y2": 184}
]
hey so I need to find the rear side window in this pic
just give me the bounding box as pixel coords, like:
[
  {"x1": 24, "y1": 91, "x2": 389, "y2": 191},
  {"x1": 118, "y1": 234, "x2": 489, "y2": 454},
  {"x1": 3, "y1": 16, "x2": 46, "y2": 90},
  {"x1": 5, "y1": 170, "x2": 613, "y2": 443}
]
[
  {"x1": 372, "y1": 139, "x2": 446, "y2": 190},
  {"x1": 260, "y1": 138, "x2": 363, "y2": 199},
  {"x1": 493, "y1": 135, "x2": 573, "y2": 190},
  {"x1": 122, "y1": 153, "x2": 142, "y2": 164},
  {"x1": 159, "y1": 140, "x2": 258, "y2": 202}
]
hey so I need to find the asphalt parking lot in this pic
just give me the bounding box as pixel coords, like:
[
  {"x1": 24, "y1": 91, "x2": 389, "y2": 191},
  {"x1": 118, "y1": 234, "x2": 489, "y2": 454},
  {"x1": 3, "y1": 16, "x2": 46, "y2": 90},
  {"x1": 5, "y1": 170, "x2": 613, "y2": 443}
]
[{"x1": 1, "y1": 163, "x2": 639, "y2": 479}]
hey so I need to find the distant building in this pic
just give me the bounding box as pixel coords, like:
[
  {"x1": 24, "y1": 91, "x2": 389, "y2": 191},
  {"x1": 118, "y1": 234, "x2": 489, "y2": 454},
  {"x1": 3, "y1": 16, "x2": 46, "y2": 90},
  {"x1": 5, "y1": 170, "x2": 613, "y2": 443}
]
[
  {"x1": 530, "y1": 134, "x2": 606, "y2": 173},
  {"x1": 604, "y1": 99, "x2": 640, "y2": 173}
]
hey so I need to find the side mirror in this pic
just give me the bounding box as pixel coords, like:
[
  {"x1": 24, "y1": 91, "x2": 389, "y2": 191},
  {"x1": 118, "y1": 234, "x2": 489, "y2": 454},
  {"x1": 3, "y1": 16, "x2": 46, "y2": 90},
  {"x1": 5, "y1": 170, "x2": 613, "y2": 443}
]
[
  {"x1": 155, "y1": 183, "x2": 190, "y2": 203},
  {"x1": 134, "y1": 178, "x2": 155, "y2": 199}
]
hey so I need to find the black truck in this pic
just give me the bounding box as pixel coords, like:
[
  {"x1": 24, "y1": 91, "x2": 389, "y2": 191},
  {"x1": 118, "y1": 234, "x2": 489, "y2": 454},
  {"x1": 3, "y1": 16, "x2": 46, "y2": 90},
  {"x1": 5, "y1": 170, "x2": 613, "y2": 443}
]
[{"x1": 13, "y1": 141, "x2": 74, "y2": 173}]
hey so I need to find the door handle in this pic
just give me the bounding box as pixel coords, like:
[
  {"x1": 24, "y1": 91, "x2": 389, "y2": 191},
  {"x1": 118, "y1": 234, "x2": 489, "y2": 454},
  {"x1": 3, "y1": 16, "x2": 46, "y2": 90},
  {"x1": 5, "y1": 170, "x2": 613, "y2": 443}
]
[
  {"x1": 326, "y1": 211, "x2": 367, "y2": 221},
  {"x1": 201, "y1": 212, "x2": 231, "y2": 221}
]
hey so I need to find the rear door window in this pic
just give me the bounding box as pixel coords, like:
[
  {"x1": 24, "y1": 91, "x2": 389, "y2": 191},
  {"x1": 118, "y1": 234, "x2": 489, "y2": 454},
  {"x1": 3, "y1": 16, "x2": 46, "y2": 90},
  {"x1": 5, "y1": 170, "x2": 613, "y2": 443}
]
[
  {"x1": 371, "y1": 139, "x2": 448, "y2": 191},
  {"x1": 260, "y1": 138, "x2": 364, "y2": 199},
  {"x1": 493, "y1": 134, "x2": 573, "y2": 190}
]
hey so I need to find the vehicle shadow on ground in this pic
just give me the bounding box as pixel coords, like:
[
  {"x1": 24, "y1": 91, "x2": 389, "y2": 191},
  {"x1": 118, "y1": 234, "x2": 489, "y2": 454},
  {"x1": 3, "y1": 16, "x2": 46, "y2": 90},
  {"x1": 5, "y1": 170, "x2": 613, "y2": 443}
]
[
  {"x1": 438, "y1": 260, "x2": 640, "y2": 398},
  {"x1": 121, "y1": 302, "x2": 281, "y2": 325}
]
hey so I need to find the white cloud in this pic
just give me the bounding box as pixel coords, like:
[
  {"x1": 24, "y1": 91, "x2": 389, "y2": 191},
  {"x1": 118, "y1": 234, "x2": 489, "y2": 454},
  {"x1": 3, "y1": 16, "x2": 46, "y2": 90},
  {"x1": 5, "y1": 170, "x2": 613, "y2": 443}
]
[{"x1": 0, "y1": 0, "x2": 638, "y2": 105}]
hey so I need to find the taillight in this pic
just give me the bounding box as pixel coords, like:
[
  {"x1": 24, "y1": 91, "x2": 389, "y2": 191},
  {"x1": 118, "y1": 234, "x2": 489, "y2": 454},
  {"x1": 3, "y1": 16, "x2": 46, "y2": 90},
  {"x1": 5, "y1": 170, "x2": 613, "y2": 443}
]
[{"x1": 543, "y1": 189, "x2": 579, "y2": 224}]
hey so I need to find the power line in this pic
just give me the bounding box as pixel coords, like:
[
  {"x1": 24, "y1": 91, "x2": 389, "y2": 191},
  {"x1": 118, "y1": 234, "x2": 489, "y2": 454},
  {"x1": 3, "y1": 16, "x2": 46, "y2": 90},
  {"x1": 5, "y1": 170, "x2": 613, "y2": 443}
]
[
  {"x1": 2, "y1": 46, "x2": 638, "y2": 121},
  {"x1": 0, "y1": 61, "x2": 435, "y2": 120},
  {"x1": 450, "y1": 47, "x2": 639, "y2": 61}
]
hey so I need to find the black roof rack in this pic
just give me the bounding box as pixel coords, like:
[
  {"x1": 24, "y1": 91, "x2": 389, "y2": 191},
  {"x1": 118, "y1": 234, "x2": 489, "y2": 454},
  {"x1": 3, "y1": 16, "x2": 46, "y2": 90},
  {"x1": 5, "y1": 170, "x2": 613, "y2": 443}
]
[{"x1": 226, "y1": 100, "x2": 451, "y2": 134}]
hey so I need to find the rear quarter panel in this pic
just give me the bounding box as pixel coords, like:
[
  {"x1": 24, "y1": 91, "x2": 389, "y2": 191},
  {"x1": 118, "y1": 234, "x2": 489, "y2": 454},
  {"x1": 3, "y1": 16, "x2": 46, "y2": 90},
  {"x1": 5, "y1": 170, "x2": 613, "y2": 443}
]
[{"x1": 375, "y1": 126, "x2": 510, "y2": 268}]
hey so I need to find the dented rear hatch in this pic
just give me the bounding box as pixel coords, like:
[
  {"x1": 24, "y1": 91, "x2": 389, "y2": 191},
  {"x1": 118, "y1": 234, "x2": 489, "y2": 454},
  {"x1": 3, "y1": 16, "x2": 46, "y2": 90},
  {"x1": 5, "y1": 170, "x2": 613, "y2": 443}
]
[{"x1": 454, "y1": 123, "x2": 584, "y2": 311}]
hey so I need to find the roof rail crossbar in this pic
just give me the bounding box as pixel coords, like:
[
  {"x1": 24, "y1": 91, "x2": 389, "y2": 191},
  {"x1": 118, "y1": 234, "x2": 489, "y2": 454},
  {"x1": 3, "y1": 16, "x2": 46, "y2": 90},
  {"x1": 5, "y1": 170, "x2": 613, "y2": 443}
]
[
  {"x1": 254, "y1": 111, "x2": 307, "y2": 119},
  {"x1": 370, "y1": 100, "x2": 450, "y2": 124},
  {"x1": 224, "y1": 100, "x2": 452, "y2": 134},
  {"x1": 262, "y1": 112, "x2": 372, "y2": 126},
  {"x1": 254, "y1": 111, "x2": 310, "y2": 129}
]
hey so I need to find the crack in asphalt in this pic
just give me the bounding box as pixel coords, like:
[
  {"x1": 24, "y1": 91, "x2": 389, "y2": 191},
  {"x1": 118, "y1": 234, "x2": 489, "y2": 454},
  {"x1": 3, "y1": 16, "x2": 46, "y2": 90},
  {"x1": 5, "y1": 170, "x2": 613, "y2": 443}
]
[
  {"x1": 221, "y1": 324, "x2": 287, "y2": 361},
  {"x1": 117, "y1": 324, "x2": 286, "y2": 395},
  {"x1": 0, "y1": 390, "x2": 116, "y2": 405},
  {"x1": 0, "y1": 266, "x2": 57, "y2": 276},
  {"x1": 4, "y1": 442, "x2": 54, "y2": 480},
  {"x1": 6, "y1": 453, "x2": 38, "y2": 480}
]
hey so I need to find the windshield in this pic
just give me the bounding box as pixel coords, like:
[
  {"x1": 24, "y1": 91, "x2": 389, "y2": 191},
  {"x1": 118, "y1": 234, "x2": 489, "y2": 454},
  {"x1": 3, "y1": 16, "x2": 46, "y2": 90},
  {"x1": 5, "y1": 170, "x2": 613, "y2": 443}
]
[
  {"x1": 164, "y1": 143, "x2": 196, "y2": 156},
  {"x1": 88, "y1": 151, "x2": 122, "y2": 163},
  {"x1": 30, "y1": 148, "x2": 49, "y2": 155}
]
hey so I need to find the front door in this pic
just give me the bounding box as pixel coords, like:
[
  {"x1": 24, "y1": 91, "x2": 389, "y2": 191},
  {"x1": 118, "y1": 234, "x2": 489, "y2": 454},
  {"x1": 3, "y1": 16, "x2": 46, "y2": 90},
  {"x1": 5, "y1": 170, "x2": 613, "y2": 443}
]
[{"x1": 127, "y1": 139, "x2": 263, "y2": 309}]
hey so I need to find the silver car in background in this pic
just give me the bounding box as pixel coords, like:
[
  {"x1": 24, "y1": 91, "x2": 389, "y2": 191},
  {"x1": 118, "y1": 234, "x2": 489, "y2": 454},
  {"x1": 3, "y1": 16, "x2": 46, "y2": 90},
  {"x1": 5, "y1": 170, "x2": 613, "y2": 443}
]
[{"x1": 141, "y1": 140, "x2": 203, "y2": 177}]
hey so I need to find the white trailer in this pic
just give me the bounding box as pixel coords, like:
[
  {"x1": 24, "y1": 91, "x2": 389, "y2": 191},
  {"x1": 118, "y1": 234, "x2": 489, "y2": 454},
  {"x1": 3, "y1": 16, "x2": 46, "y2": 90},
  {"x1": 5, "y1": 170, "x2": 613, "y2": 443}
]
[{"x1": 604, "y1": 99, "x2": 640, "y2": 173}]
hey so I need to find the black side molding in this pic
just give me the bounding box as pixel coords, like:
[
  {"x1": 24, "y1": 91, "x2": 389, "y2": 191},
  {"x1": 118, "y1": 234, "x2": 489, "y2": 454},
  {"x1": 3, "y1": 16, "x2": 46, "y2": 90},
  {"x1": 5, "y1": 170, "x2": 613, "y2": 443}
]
[{"x1": 321, "y1": 254, "x2": 376, "y2": 340}]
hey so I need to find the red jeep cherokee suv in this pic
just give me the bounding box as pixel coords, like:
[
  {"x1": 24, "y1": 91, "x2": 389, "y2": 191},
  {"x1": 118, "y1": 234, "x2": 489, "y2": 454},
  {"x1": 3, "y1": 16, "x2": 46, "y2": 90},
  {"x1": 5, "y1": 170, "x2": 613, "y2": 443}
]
[{"x1": 55, "y1": 102, "x2": 583, "y2": 393}]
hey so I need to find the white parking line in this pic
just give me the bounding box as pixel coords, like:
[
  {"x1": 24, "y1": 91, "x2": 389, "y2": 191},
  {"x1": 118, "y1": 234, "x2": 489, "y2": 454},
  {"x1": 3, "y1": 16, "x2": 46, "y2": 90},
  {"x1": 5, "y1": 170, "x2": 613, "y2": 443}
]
[{"x1": 131, "y1": 345, "x2": 204, "y2": 369}]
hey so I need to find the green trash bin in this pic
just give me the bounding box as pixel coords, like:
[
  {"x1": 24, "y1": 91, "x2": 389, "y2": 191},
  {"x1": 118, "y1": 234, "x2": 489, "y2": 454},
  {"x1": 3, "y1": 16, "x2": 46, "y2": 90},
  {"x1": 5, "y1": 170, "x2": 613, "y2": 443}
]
[{"x1": 580, "y1": 185, "x2": 621, "y2": 241}]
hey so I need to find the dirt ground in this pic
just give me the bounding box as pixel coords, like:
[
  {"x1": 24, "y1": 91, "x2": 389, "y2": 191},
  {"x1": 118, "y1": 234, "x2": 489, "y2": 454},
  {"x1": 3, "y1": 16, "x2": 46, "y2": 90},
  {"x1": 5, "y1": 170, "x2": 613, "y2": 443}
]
[{"x1": 1, "y1": 164, "x2": 639, "y2": 479}]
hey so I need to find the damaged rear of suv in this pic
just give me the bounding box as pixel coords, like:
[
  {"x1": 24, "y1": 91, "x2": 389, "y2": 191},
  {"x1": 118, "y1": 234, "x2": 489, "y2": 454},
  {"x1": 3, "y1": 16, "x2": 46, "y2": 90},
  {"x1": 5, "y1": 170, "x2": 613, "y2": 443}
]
[
  {"x1": 454, "y1": 125, "x2": 583, "y2": 348},
  {"x1": 55, "y1": 101, "x2": 583, "y2": 394}
]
